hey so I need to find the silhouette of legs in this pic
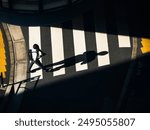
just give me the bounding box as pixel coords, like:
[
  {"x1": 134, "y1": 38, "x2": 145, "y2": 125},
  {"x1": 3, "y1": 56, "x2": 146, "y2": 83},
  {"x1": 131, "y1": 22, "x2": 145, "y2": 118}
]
[
  {"x1": 35, "y1": 59, "x2": 47, "y2": 71},
  {"x1": 27, "y1": 61, "x2": 34, "y2": 73},
  {"x1": 28, "y1": 60, "x2": 50, "y2": 73}
]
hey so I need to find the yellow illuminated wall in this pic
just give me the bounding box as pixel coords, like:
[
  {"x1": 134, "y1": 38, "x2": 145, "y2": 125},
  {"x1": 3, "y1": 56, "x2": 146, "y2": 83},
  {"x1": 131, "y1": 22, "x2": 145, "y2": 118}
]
[
  {"x1": 141, "y1": 38, "x2": 150, "y2": 54},
  {"x1": 0, "y1": 30, "x2": 6, "y2": 78}
]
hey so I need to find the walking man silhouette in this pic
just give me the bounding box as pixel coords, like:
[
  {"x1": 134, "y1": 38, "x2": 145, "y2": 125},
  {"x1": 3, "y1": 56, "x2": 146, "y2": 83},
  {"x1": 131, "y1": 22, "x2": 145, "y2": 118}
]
[{"x1": 27, "y1": 44, "x2": 49, "y2": 73}]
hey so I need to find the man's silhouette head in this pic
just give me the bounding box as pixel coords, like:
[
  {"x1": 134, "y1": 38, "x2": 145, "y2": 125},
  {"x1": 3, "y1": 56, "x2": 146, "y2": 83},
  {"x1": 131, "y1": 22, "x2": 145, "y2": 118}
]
[{"x1": 33, "y1": 44, "x2": 39, "y2": 50}]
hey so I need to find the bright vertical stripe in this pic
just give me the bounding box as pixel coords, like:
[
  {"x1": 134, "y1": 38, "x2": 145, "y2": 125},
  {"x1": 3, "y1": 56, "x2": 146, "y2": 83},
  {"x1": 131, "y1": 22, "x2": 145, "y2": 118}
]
[
  {"x1": 95, "y1": 32, "x2": 110, "y2": 66},
  {"x1": 73, "y1": 29, "x2": 88, "y2": 71},
  {"x1": 29, "y1": 27, "x2": 43, "y2": 79},
  {"x1": 0, "y1": 30, "x2": 6, "y2": 78},
  {"x1": 118, "y1": 35, "x2": 131, "y2": 47},
  {"x1": 50, "y1": 27, "x2": 65, "y2": 76}
]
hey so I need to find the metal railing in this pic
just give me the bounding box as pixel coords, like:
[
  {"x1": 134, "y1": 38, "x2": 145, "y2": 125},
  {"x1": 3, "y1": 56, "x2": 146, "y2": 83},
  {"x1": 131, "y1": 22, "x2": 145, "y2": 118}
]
[
  {"x1": 0, "y1": 72, "x2": 40, "y2": 94},
  {"x1": 0, "y1": 72, "x2": 40, "y2": 112}
]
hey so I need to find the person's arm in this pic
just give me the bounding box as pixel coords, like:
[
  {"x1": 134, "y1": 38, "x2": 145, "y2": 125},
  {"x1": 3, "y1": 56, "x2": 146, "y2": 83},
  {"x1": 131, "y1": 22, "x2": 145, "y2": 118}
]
[{"x1": 39, "y1": 49, "x2": 46, "y2": 57}]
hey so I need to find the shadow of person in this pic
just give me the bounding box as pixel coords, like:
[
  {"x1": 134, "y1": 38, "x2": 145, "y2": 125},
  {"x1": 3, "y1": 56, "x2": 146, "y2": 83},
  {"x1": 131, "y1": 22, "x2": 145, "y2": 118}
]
[
  {"x1": 49, "y1": 50, "x2": 108, "y2": 72},
  {"x1": 80, "y1": 51, "x2": 108, "y2": 65}
]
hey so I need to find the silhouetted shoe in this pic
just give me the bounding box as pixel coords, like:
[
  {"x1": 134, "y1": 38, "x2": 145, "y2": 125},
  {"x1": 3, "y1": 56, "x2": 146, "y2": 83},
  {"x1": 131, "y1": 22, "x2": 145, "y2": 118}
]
[
  {"x1": 81, "y1": 62, "x2": 85, "y2": 65},
  {"x1": 48, "y1": 68, "x2": 54, "y2": 72},
  {"x1": 28, "y1": 70, "x2": 36, "y2": 73},
  {"x1": 45, "y1": 68, "x2": 52, "y2": 72}
]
